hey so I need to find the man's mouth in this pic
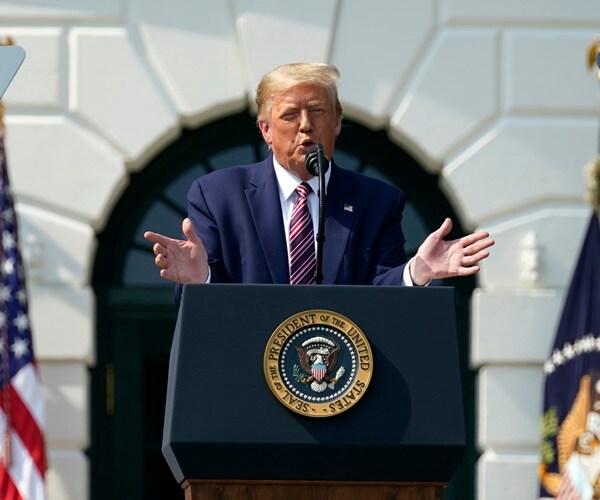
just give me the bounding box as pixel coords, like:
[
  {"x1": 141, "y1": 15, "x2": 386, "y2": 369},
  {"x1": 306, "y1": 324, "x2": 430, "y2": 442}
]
[{"x1": 299, "y1": 140, "x2": 316, "y2": 151}]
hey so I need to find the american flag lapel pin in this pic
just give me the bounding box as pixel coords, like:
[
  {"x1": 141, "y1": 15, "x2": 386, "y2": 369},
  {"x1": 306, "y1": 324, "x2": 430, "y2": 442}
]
[{"x1": 344, "y1": 204, "x2": 353, "y2": 213}]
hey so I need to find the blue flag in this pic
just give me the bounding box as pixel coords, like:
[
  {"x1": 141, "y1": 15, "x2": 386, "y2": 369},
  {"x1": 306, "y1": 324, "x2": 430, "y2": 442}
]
[{"x1": 539, "y1": 214, "x2": 600, "y2": 498}]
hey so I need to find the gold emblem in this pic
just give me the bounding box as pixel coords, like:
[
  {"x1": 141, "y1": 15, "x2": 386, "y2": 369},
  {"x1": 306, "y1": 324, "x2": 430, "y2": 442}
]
[
  {"x1": 263, "y1": 309, "x2": 373, "y2": 418},
  {"x1": 540, "y1": 374, "x2": 600, "y2": 497}
]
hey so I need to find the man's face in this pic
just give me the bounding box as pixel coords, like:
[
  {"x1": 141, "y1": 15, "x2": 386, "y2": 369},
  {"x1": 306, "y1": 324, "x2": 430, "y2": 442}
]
[{"x1": 258, "y1": 84, "x2": 342, "y2": 181}]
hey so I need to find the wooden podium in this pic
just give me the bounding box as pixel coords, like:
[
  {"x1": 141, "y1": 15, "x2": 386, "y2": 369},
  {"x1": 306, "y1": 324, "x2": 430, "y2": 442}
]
[
  {"x1": 182, "y1": 479, "x2": 445, "y2": 499},
  {"x1": 163, "y1": 284, "x2": 465, "y2": 499}
]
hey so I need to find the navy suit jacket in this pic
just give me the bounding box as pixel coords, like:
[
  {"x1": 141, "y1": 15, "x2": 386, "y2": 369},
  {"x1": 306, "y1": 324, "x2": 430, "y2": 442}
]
[{"x1": 177, "y1": 155, "x2": 408, "y2": 302}]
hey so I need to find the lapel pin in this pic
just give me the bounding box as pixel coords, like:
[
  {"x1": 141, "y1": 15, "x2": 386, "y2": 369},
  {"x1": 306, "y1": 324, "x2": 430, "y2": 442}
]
[{"x1": 344, "y1": 204, "x2": 353, "y2": 213}]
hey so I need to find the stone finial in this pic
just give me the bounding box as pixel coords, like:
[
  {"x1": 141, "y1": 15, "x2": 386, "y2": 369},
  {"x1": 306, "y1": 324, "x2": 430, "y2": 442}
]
[{"x1": 520, "y1": 230, "x2": 543, "y2": 286}]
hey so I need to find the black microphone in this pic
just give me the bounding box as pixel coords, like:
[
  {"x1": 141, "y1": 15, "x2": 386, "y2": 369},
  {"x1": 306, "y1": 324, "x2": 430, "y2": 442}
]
[
  {"x1": 305, "y1": 144, "x2": 329, "y2": 176},
  {"x1": 304, "y1": 144, "x2": 328, "y2": 285}
]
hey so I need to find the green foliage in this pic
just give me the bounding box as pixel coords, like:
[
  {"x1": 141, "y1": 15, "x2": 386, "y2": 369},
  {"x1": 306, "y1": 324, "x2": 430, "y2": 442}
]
[
  {"x1": 293, "y1": 364, "x2": 307, "y2": 384},
  {"x1": 540, "y1": 407, "x2": 559, "y2": 465},
  {"x1": 542, "y1": 407, "x2": 559, "y2": 439},
  {"x1": 540, "y1": 439, "x2": 555, "y2": 465}
]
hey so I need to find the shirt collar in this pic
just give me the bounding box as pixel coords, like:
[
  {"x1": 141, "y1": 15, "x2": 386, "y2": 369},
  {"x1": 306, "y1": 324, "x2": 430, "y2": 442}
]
[{"x1": 272, "y1": 155, "x2": 332, "y2": 201}]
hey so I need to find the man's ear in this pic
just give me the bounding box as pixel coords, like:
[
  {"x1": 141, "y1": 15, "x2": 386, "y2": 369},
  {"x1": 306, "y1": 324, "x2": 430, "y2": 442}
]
[
  {"x1": 335, "y1": 116, "x2": 342, "y2": 137},
  {"x1": 258, "y1": 120, "x2": 272, "y2": 145}
]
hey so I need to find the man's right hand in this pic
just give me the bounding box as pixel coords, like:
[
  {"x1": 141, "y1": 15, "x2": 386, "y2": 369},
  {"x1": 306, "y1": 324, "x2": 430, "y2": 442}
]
[{"x1": 144, "y1": 218, "x2": 209, "y2": 284}]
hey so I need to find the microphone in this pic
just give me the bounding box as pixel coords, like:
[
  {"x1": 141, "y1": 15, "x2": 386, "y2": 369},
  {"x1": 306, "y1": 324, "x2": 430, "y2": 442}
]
[
  {"x1": 304, "y1": 144, "x2": 328, "y2": 285},
  {"x1": 305, "y1": 144, "x2": 329, "y2": 176}
]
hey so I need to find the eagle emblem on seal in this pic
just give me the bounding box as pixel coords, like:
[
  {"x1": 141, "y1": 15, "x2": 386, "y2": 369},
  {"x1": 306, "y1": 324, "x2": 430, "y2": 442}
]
[{"x1": 294, "y1": 336, "x2": 346, "y2": 393}]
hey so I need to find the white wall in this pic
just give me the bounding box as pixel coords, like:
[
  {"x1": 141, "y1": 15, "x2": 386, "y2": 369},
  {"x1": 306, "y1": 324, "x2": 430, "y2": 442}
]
[{"x1": 1, "y1": 0, "x2": 598, "y2": 498}]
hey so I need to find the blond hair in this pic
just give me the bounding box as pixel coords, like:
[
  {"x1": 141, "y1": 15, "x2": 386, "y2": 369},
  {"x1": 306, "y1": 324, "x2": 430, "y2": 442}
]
[{"x1": 256, "y1": 62, "x2": 343, "y2": 121}]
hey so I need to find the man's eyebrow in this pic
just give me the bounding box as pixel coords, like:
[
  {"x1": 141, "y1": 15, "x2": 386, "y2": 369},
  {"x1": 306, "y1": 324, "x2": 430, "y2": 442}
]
[
  {"x1": 278, "y1": 105, "x2": 298, "y2": 114},
  {"x1": 276, "y1": 98, "x2": 328, "y2": 113}
]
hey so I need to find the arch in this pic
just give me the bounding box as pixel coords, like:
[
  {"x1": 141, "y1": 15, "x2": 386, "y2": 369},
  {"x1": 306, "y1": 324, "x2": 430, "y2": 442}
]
[{"x1": 91, "y1": 110, "x2": 477, "y2": 499}]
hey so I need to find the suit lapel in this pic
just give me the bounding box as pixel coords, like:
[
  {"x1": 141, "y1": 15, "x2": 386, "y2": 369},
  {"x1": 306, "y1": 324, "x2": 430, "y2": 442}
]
[
  {"x1": 245, "y1": 157, "x2": 289, "y2": 284},
  {"x1": 323, "y1": 165, "x2": 357, "y2": 284}
]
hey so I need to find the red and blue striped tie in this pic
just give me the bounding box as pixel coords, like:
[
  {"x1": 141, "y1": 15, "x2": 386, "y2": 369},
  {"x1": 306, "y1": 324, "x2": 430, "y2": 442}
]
[{"x1": 289, "y1": 183, "x2": 316, "y2": 284}]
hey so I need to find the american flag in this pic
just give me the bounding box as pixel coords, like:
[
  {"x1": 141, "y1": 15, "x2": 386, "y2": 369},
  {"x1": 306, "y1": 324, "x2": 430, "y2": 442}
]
[{"x1": 0, "y1": 132, "x2": 47, "y2": 499}]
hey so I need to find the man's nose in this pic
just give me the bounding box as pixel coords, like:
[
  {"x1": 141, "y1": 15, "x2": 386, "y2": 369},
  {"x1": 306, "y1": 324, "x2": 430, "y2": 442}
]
[{"x1": 299, "y1": 110, "x2": 312, "y2": 132}]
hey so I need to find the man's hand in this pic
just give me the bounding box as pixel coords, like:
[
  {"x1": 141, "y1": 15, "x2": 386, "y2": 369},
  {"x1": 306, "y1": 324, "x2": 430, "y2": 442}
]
[
  {"x1": 410, "y1": 218, "x2": 494, "y2": 285},
  {"x1": 143, "y1": 218, "x2": 209, "y2": 284}
]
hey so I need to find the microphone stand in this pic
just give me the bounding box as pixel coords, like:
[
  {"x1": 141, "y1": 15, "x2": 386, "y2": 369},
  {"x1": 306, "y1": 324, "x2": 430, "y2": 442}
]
[{"x1": 305, "y1": 144, "x2": 328, "y2": 285}]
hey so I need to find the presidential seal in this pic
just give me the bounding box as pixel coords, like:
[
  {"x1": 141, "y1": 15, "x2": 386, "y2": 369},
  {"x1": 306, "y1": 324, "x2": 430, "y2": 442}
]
[{"x1": 263, "y1": 309, "x2": 373, "y2": 418}]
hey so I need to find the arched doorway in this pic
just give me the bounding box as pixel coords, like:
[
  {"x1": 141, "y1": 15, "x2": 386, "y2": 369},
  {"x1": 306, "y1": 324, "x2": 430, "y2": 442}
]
[{"x1": 90, "y1": 111, "x2": 476, "y2": 499}]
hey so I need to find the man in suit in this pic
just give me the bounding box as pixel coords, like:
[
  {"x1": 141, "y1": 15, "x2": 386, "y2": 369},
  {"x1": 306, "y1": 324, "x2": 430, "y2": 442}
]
[{"x1": 144, "y1": 62, "x2": 493, "y2": 294}]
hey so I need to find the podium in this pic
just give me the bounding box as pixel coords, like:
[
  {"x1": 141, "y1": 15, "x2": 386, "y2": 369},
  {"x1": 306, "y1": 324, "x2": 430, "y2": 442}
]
[{"x1": 163, "y1": 284, "x2": 465, "y2": 499}]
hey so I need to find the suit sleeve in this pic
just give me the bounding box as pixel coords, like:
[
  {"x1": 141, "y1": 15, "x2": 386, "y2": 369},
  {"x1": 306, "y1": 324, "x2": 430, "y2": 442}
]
[
  {"x1": 187, "y1": 178, "x2": 228, "y2": 283},
  {"x1": 370, "y1": 189, "x2": 409, "y2": 285},
  {"x1": 174, "y1": 178, "x2": 227, "y2": 307}
]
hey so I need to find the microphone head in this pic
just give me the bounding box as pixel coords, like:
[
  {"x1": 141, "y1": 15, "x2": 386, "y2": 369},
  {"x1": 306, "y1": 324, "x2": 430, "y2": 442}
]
[
  {"x1": 305, "y1": 144, "x2": 329, "y2": 176},
  {"x1": 305, "y1": 146, "x2": 320, "y2": 176}
]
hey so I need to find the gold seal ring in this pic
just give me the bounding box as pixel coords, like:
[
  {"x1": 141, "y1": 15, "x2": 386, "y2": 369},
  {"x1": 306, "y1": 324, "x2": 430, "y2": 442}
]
[{"x1": 264, "y1": 309, "x2": 373, "y2": 418}]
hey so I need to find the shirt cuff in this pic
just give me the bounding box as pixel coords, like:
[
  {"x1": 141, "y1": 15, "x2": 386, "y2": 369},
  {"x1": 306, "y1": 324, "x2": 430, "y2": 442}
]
[{"x1": 402, "y1": 258, "x2": 431, "y2": 287}]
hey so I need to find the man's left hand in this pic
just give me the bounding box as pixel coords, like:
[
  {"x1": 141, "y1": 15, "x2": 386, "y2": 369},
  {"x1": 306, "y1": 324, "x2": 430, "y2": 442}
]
[{"x1": 410, "y1": 218, "x2": 495, "y2": 285}]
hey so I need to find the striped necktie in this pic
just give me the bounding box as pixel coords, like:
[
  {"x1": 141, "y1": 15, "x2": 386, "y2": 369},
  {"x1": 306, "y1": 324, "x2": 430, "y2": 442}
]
[{"x1": 289, "y1": 182, "x2": 316, "y2": 284}]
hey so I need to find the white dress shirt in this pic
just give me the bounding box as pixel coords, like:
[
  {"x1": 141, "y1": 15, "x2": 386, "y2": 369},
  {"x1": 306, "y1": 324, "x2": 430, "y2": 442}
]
[{"x1": 272, "y1": 157, "x2": 416, "y2": 286}]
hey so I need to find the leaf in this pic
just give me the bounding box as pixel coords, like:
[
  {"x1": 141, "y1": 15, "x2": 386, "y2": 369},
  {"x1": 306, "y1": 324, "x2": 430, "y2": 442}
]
[
  {"x1": 540, "y1": 439, "x2": 556, "y2": 465},
  {"x1": 541, "y1": 407, "x2": 559, "y2": 439},
  {"x1": 293, "y1": 364, "x2": 306, "y2": 384}
]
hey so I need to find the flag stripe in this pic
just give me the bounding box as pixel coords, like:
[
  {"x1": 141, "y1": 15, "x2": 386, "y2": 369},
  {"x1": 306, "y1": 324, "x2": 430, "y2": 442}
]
[
  {"x1": 11, "y1": 366, "x2": 44, "y2": 431},
  {"x1": 0, "y1": 383, "x2": 46, "y2": 476},
  {"x1": 0, "y1": 411, "x2": 44, "y2": 500},
  {"x1": 0, "y1": 462, "x2": 23, "y2": 500}
]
